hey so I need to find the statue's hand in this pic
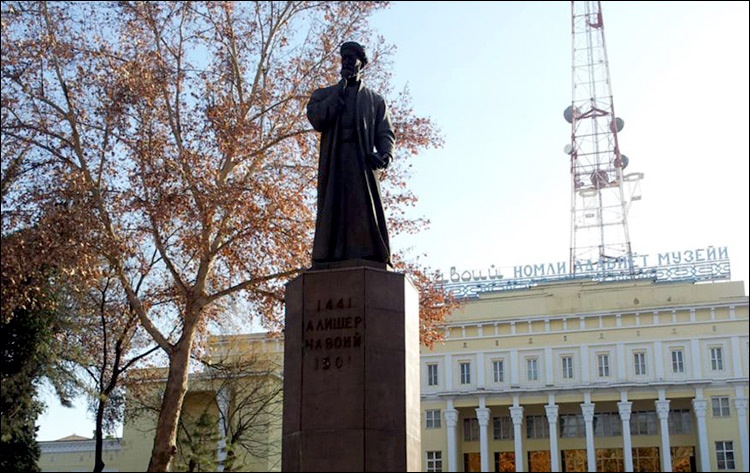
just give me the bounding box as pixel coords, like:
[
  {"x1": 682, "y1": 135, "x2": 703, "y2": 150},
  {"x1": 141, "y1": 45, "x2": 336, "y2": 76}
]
[{"x1": 368, "y1": 152, "x2": 390, "y2": 170}]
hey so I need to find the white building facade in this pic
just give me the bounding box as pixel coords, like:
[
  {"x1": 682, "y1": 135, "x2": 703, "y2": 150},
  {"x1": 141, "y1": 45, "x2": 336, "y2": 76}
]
[{"x1": 420, "y1": 279, "x2": 749, "y2": 472}]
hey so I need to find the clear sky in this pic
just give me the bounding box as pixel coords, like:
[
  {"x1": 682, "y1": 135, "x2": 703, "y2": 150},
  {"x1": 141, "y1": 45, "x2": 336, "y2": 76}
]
[{"x1": 37, "y1": 1, "x2": 749, "y2": 442}]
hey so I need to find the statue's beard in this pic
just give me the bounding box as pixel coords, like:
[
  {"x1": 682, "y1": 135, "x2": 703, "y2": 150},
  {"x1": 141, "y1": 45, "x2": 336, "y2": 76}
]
[{"x1": 341, "y1": 66, "x2": 359, "y2": 81}]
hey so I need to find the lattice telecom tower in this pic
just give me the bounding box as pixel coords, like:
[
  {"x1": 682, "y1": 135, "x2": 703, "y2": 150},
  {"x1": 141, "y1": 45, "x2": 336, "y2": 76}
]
[{"x1": 565, "y1": 1, "x2": 643, "y2": 277}]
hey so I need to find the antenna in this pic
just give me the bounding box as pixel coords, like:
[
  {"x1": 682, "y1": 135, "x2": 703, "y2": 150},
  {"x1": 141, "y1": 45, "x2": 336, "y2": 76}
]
[{"x1": 565, "y1": 1, "x2": 643, "y2": 277}]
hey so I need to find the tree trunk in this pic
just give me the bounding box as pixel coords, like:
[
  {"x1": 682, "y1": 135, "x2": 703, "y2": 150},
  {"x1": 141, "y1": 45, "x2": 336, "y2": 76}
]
[
  {"x1": 146, "y1": 336, "x2": 194, "y2": 472},
  {"x1": 93, "y1": 398, "x2": 106, "y2": 473}
]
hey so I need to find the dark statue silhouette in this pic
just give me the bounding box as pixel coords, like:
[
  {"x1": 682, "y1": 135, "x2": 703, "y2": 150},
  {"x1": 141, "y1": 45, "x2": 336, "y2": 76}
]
[{"x1": 307, "y1": 41, "x2": 396, "y2": 269}]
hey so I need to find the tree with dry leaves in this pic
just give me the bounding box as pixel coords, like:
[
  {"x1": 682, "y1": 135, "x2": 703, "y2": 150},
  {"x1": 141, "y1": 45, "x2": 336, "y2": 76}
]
[
  {"x1": 2, "y1": 1, "x2": 457, "y2": 471},
  {"x1": 70, "y1": 272, "x2": 160, "y2": 473}
]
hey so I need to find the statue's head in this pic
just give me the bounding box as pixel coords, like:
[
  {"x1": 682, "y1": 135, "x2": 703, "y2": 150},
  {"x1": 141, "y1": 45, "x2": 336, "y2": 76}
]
[{"x1": 340, "y1": 41, "x2": 367, "y2": 82}]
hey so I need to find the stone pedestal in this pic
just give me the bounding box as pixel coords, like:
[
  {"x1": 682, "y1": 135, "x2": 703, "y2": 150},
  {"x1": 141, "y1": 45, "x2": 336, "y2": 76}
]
[{"x1": 282, "y1": 265, "x2": 420, "y2": 472}]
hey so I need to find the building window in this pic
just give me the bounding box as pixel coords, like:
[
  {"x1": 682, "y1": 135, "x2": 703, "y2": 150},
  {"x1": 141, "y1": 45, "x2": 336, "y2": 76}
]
[
  {"x1": 528, "y1": 451, "x2": 552, "y2": 472},
  {"x1": 562, "y1": 450, "x2": 587, "y2": 472},
  {"x1": 715, "y1": 441, "x2": 735, "y2": 470},
  {"x1": 526, "y1": 415, "x2": 549, "y2": 439},
  {"x1": 562, "y1": 356, "x2": 574, "y2": 379},
  {"x1": 426, "y1": 409, "x2": 441, "y2": 429},
  {"x1": 427, "y1": 363, "x2": 439, "y2": 386},
  {"x1": 712, "y1": 397, "x2": 731, "y2": 417},
  {"x1": 493, "y1": 416, "x2": 514, "y2": 440},
  {"x1": 671, "y1": 349, "x2": 685, "y2": 374},
  {"x1": 559, "y1": 414, "x2": 585, "y2": 438},
  {"x1": 426, "y1": 451, "x2": 443, "y2": 472},
  {"x1": 460, "y1": 362, "x2": 471, "y2": 385},
  {"x1": 596, "y1": 448, "x2": 624, "y2": 472},
  {"x1": 597, "y1": 353, "x2": 610, "y2": 378},
  {"x1": 495, "y1": 452, "x2": 516, "y2": 473},
  {"x1": 493, "y1": 360, "x2": 504, "y2": 383},
  {"x1": 526, "y1": 358, "x2": 539, "y2": 381},
  {"x1": 668, "y1": 409, "x2": 692, "y2": 435},
  {"x1": 593, "y1": 413, "x2": 622, "y2": 437},
  {"x1": 671, "y1": 446, "x2": 696, "y2": 472},
  {"x1": 633, "y1": 352, "x2": 647, "y2": 376},
  {"x1": 710, "y1": 347, "x2": 725, "y2": 371},
  {"x1": 632, "y1": 447, "x2": 660, "y2": 472},
  {"x1": 630, "y1": 411, "x2": 657, "y2": 435},
  {"x1": 463, "y1": 418, "x2": 479, "y2": 441}
]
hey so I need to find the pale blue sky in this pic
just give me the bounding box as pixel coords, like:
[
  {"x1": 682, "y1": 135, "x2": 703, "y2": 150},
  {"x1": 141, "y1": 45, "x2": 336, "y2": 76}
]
[{"x1": 38, "y1": 1, "x2": 749, "y2": 441}]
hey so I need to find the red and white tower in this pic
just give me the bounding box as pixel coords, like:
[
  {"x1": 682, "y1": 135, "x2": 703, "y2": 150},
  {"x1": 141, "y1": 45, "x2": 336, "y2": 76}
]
[{"x1": 565, "y1": 1, "x2": 643, "y2": 277}]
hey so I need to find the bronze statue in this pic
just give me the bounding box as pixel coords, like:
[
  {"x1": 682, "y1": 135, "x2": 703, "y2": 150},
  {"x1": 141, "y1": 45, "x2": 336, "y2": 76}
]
[{"x1": 307, "y1": 41, "x2": 396, "y2": 269}]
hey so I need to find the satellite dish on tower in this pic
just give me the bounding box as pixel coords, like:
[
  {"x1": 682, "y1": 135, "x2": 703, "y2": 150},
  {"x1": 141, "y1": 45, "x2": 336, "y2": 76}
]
[
  {"x1": 590, "y1": 169, "x2": 609, "y2": 188},
  {"x1": 610, "y1": 117, "x2": 625, "y2": 133},
  {"x1": 564, "y1": 105, "x2": 580, "y2": 124}
]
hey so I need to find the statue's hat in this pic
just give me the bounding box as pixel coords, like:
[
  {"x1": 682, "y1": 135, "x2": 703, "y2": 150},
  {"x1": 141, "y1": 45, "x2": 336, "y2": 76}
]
[{"x1": 340, "y1": 41, "x2": 368, "y2": 67}]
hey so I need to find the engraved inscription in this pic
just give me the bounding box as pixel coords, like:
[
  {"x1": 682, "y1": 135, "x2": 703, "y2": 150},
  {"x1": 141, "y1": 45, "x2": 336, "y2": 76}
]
[
  {"x1": 314, "y1": 355, "x2": 352, "y2": 370},
  {"x1": 305, "y1": 297, "x2": 361, "y2": 371},
  {"x1": 306, "y1": 316, "x2": 363, "y2": 332},
  {"x1": 317, "y1": 297, "x2": 353, "y2": 311}
]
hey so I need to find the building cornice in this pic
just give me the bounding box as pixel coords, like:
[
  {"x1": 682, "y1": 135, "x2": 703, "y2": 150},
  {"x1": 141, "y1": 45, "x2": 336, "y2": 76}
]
[{"x1": 39, "y1": 438, "x2": 121, "y2": 454}]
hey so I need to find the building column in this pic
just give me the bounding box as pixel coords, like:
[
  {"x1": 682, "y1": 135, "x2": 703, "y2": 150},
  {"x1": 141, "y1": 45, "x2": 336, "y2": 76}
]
[
  {"x1": 581, "y1": 402, "x2": 596, "y2": 472},
  {"x1": 655, "y1": 398, "x2": 673, "y2": 472},
  {"x1": 216, "y1": 387, "x2": 230, "y2": 472},
  {"x1": 444, "y1": 407, "x2": 459, "y2": 472},
  {"x1": 734, "y1": 397, "x2": 749, "y2": 472},
  {"x1": 545, "y1": 402, "x2": 560, "y2": 472},
  {"x1": 476, "y1": 405, "x2": 491, "y2": 472},
  {"x1": 510, "y1": 405, "x2": 525, "y2": 472},
  {"x1": 692, "y1": 397, "x2": 710, "y2": 472},
  {"x1": 618, "y1": 400, "x2": 633, "y2": 472}
]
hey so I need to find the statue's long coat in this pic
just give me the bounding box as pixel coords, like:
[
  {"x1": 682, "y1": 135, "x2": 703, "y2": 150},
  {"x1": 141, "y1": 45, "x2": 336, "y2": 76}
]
[{"x1": 307, "y1": 81, "x2": 396, "y2": 266}]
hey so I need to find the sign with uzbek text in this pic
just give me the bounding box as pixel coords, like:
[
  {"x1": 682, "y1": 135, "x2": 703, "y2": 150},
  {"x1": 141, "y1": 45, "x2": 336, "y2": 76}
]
[{"x1": 440, "y1": 246, "x2": 731, "y2": 298}]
